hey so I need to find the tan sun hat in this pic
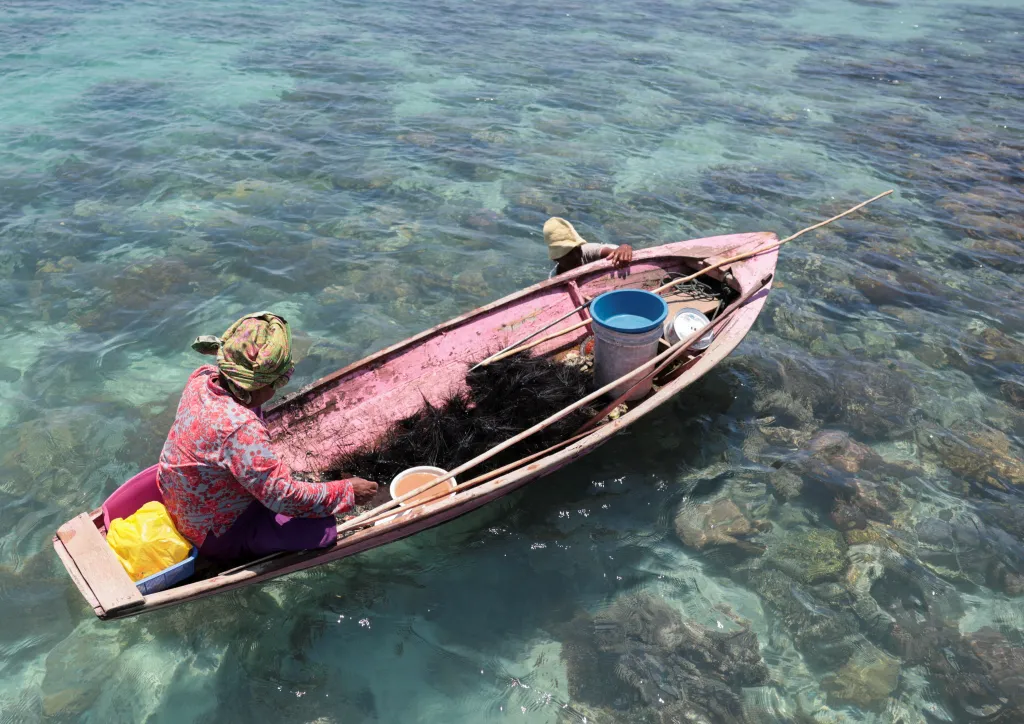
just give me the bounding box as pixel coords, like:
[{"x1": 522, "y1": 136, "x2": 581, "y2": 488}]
[{"x1": 544, "y1": 217, "x2": 588, "y2": 260}]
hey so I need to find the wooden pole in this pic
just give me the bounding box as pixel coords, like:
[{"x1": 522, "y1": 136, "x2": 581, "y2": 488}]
[
  {"x1": 476, "y1": 190, "x2": 893, "y2": 366},
  {"x1": 336, "y1": 273, "x2": 773, "y2": 536},
  {"x1": 651, "y1": 189, "x2": 893, "y2": 296}
]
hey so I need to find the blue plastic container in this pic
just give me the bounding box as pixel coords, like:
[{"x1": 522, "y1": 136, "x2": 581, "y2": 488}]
[
  {"x1": 134, "y1": 547, "x2": 198, "y2": 595},
  {"x1": 589, "y1": 290, "x2": 669, "y2": 333},
  {"x1": 589, "y1": 290, "x2": 670, "y2": 402}
]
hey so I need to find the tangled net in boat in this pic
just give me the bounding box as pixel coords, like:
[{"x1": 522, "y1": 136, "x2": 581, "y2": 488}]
[{"x1": 322, "y1": 353, "x2": 597, "y2": 485}]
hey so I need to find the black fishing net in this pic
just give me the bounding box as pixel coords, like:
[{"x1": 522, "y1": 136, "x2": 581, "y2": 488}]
[{"x1": 323, "y1": 353, "x2": 597, "y2": 485}]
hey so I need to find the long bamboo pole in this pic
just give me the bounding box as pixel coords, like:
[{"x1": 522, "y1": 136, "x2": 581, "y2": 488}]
[
  {"x1": 650, "y1": 189, "x2": 893, "y2": 296},
  {"x1": 476, "y1": 190, "x2": 893, "y2": 366},
  {"x1": 336, "y1": 272, "x2": 773, "y2": 536}
]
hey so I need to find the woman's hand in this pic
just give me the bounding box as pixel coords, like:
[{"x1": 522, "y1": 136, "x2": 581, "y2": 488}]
[
  {"x1": 347, "y1": 477, "x2": 379, "y2": 504},
  {"x1": 608, "y1": 244, "x2": 633, "y2": 265}
]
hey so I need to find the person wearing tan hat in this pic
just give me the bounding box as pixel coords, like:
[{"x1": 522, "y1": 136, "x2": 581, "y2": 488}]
[{"x1": 545, "y1": 217, "x2": 633, "y2": 276}]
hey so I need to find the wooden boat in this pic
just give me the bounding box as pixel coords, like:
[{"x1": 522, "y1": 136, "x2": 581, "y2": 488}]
[{"x1": 54, "y1": 232, "x2": 778, "y2": 620}]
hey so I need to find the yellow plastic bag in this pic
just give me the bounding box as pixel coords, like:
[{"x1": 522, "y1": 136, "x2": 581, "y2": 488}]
[{"x1": 106, "y1": 501, "x2": 191, "y2": 582}]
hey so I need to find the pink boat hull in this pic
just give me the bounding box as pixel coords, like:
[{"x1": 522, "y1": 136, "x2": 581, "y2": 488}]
[{"x1": 55, "y1": 232, "x2": 778, "y2": 619}]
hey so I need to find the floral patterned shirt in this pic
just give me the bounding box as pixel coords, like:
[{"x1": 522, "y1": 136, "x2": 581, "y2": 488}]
[{"x1": 158, "y1": 365, "x2": 353, "y2": 546}]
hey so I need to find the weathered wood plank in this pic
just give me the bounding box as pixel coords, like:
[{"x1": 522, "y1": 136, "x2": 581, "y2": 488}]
[
  {"x1": 56, "y1": 512, "x2": 144, "y2": 615},
  {"x1": 52, "y1": 536, "x2": 104, "y2": 617}
]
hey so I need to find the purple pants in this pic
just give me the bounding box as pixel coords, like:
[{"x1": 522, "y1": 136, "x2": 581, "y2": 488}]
[{"x1": 199, "y1": 501, "x2": 337, "y2": 563}]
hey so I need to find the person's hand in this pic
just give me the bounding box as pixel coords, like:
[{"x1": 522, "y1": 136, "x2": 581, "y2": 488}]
[
  {"x1": 347, "y1": 477, "x2": 379, "y2": 504},
  {"x1": 608, "y1": 244, "x2": 633, "y2": 266}
]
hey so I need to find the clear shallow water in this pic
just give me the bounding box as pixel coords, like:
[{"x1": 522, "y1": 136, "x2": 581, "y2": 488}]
[{"x1": 1, "y1": 0, "x2": 1022, "y2": 721}]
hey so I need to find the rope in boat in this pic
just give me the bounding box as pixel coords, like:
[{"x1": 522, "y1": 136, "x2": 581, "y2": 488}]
[{"x1": 658, "y1": 276, "x2": 719, "y2": 302}]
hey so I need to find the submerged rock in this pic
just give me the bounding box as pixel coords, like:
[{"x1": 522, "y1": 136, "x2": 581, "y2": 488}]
[
  {"x1": 830, "y1": 500, "x2": 868, "y2": 531},
  {"x1": 559, "y1": 612, "x2": 636, "y2": 710},
  {"x1": 822, "y1": 645, "x2": 900, "y2": 711},
  {"x1": 560, "y1": 592, "x2": 770, "y2": 722},
  {"x1": 972, "y1": 326, "x2": 1024, "y2": 365},
  {"x1": 844, "y1": 477, "x2": 900, "y2": 525},
  {"x1": 965, "y1": 628, "x2": 1024, "y2": 718},
  {"x1": 41, "y1": 623, "x2": 123, "y2": 717},
  {"x1": 759, "y1": 424, "x2": 814, "y2": 449},
  {"x1": 767, "y1": 468, "x2": 804, "y2": 501},
  {"x1": 1002, "y1": 379, "x2": 1024, "y2": 410},
  {"x1": 743, "y1": 569, "x2": 862, "y2": 668},
  {"x1": 806, "y1": 429, "x2": 917, "y2": 478},
  {"x1": 808, "y1": 429, "x2": 880, "y2": 473},
  {"x1": 916, "y1": 515, "x2": 1024, "y2": 594},
  {"x1": 832, "y1": 362, "x2": 918, "y2": 440},
  {"x1": 848, "y1": 543, "x2": 965, "y2": 667},
  {"x1": 923, "y1": 627, "x2": 1024, "y2": 723},
  {"x1": 921, "y1": 423, "x2": 1024, "y2": 491},
  {"x1": 753, "y1": 390, "x2": 816, "y2": 429},
  {"x1": 674, "y1": 499, "x2": 771, "y2": 554},
  {"x1": 766, "y1": 528, "x2": 847, "y2": 584}
]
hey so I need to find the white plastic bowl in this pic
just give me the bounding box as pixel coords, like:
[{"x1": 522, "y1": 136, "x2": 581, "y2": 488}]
[{"x1": 389, "y1": 466, "x2": 458, "y2": 507}]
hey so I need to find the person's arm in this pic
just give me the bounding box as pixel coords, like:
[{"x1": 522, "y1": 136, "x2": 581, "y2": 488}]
[
  {"x1": 581, "y1": 243, "x2": 633, "y2": 266},
  {"x1": 598, "y1": 244, "x2": 633, "y2": 265},
  {"x1": 222, "y1": 420, "x2": 356, "y2": 518}
]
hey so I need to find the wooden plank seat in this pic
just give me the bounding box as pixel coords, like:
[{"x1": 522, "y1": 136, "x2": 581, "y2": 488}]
[{"x1": 55, "y1": 512, "x2": 144, "y2": 616}]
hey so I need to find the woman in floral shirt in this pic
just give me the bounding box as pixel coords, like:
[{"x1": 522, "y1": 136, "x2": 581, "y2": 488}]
[{"x1": 158, "y1": 312, "x2": 377, "y2": 563}]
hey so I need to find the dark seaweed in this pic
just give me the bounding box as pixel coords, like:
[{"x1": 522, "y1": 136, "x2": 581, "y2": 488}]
[{"x1": 323, "y1": 353, "x2": 596, "y2": 486}]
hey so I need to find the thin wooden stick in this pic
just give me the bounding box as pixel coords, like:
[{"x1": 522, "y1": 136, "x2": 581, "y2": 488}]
[
  {"x1": 337, "y1": 274, "x2": 772, "y2": 537},
  {"x1": 485, "y1": 317, "x2": 592, "y2": 364},
  {"x1": 471, "y1": 305, "x2": 586, "y2": 371},
  {"x1": 352, "y1": 429, "x2": 596, "y2": 529},
  {"x1": 652, "y1": 189, "x2": 893, "y2": 296}
]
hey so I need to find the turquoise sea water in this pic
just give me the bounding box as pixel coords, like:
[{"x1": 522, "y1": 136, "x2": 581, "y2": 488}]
[{"x1": 2, "y1": 0, "x2": 1022, "y2": 721}]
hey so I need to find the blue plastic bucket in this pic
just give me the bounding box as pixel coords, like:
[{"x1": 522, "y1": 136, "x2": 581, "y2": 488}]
[
  {"x1": 589, "y1": 290, "x2": 669, "y2": 401},
  {"x1": 590, "y1": 290, "x2": 669, "y2": 333}
]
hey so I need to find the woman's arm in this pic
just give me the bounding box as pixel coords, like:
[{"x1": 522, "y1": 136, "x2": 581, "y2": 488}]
[{"x1": 223, "y1": 420, "x2": 356, "y2": 517}]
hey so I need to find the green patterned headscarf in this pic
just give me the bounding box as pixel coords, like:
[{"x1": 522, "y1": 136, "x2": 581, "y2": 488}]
[{"x1": 192, "y1": 312, "x2": 294, "y2": 395}]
